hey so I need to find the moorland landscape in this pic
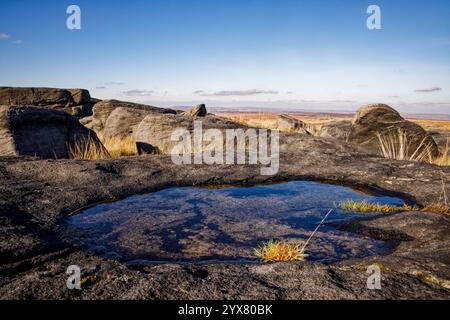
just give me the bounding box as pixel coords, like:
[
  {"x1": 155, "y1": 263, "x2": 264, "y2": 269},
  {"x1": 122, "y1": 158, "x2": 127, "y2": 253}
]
[
  {"x1": 0, "y1": 86, "x2": 449, "y2": 299},
  {"x1": 1, "y1": 0, "x2": 450, "y2": 302}
]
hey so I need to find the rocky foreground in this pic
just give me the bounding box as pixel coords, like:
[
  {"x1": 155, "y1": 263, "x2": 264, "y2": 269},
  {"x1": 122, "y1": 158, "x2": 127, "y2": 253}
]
[
  {"x1": 0, "y1": 133, "x2": 449, "y2": 299},
  {"x1": 0, "y1": 87, "x2": 449, "y2": 299}
]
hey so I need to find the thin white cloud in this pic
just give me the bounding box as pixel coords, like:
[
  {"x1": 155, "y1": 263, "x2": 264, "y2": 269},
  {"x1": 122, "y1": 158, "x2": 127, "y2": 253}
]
[
  {"x1": 105, "y1": 81, "x2": 125, "y2": 86},
  {"x1": 199, "y1": 89, "x2": 279, "y2": 97},
  {"x1": 193, "y1": 90, "x2": 205, "y2": 94},
  {"x1": 123, "y1": 89, "x2": 154, "y2": 97},
  {"x1": 0, "y1": 33, "x2": 10, "y2": 40},
  {"x1": 414, "y1": 87, "x2": 442, "y2": 93},
  {"x1": 12, "y1": 39, "x2": 22, "y2": 45}
]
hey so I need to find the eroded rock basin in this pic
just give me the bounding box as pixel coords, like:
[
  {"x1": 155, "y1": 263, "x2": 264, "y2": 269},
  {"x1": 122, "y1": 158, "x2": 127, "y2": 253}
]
[{"x1": 64, "y1": 181, "x2": 405, "y2": 264}]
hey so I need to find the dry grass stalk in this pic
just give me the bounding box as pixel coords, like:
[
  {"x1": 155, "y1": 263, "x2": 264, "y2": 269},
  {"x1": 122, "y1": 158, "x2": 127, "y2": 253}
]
[
  {"x1": 68, "y1": 136, "x2": 110, "y2": 160},
  {"x1": 376, "y1": 128, "x2": 434, "y2": 163},
  {"x1": 100, "y1": 135, "x2": 138, "y2": 158},
  {"x1": 423, "y1": 173, "x2": 450, "y2": 215}
]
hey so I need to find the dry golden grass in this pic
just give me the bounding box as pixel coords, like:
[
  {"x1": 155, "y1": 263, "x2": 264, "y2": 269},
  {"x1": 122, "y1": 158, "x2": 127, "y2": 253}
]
[
  {"x1": 338, "y1": 200, "x2": 418, "y2": 214},
  {"x1": 68, "y1": 133, "x2": 138, "y2": 160},
  {"x1": 219, "y1": 112, "x2": 450, "y2": 133},
  {"x1": 217, "y1": 112, "x2": 351, "y2": 131},
  {"x1": 422, "y1": 174, "x2": 450, "y2": 215},
  {"x1": 422, "y1": 203, "x2": 450, "y2": 215},
  {"x1": 432, "y1": 138, "x2": 450, "y2": 166},
  {"x1": 410, "y1": 119, "x2": 450, "y2": 132},
  {"x1": 68, "y1": 136, "x2": 110, "y2": 160},
  {"x1": 254, "y1": 240, "x2": 307, "y2": 263},
  {"x1": 100, "y1": 135, "x2": 138, "y2": 158},
  {"x1": 376, "y1": 128, "x2": 435, "y2": 163}
]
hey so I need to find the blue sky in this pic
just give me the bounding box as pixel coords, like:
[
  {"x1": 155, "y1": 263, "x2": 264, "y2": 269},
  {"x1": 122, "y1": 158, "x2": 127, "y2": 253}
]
[{"x1": 0, "y1": 0, "x2": 449, "y2": 113}]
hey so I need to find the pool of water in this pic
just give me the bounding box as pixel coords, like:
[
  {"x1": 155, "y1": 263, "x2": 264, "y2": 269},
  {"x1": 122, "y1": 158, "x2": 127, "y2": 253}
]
[{"x1": 64, "y1": 181, "x2": 405, "y2": 264}]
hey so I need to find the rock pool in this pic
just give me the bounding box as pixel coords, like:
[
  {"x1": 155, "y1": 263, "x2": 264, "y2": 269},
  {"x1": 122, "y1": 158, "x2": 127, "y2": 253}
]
[{"x1": 65, "y1": 181, "x2": 405, "y2": 264}]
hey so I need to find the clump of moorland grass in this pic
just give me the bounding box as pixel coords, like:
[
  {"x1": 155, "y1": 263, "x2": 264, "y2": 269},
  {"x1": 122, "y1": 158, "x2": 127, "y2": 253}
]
[
  {"x1": 422, "y1": 173, "x2": 450, "y2": 215},
  {"x1": 376, "y1": 128, "x2": 450, "y2": 167},
  {"x1": 376, "y1": 128, "x2": 435, "y2": 163},
  {"x1": 100, "y1": 135, "x2": 138, "y2": 158},
  {"x1": 68, "y1": 136, "x2": 110, "y2": 160},
  {"x1": 68, "y1": 134, "x2": 139, "y2": 160},
  {"x1": 422, "y1": 203, "x2": 450, "y2": 215},
  {"x1": 432, "y1": 138, "x2": 450, "y2": 166},
  {"x1": 338, "y1": 200, "x2": 418, "y2": 214},
  {"x1": 255, "y1": 240, "x2": 307, "y2": 263}
]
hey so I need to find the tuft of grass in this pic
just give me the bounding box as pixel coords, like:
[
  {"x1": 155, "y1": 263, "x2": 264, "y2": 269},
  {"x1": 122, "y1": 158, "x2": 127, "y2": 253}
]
[
  {"x1": 422, "y1": 203, "x2": 450, "y2": 215},
  {"x1": 68, "y1": 136, "x2": 110, "y2": 160},
  {"x1": 422, "y1": 173, "x2": 450, "y2": 215},
  {"x1": 338, "y1": 200, "x2": 418, "y2": 214},
  {"x1": 68, "y1": 133, "x2": 139, "y2": 160},
  {"x1": 255, "y1": 240, "x2": 307, "y2": 263},
  {"x1": 351, "y1": 262, "x2": 387, "y2": 271},
  {"x1": 100, "y1": 135, "x2": 138, "y2": 158},
  {"x1": 432, "y1": 138, "x2": 450, "y2": 166},
  {"x1": 376, "y1": 128, "x2": 435, "y2": 163},
  {"x1": 80, "y1": 275, "x2": 98, "y2": 288}
]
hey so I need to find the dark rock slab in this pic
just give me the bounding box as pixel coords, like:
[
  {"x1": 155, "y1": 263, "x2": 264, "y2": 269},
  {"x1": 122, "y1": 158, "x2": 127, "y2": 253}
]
[
  {"x1": 0, "y1": 87, "x2": 92, "y2": 118},
  {"x1": 182, "y1": 104, "x2": 207, "y2": 117},
  {"x1": 0, "y1": 105, "x2": 101, "y2": 159}
]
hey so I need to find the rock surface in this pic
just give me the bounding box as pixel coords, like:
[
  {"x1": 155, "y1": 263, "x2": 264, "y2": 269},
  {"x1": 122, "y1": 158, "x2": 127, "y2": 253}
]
[
  {"x1": 348, "y1": 104, "x2": 439, "y2": 158},
  {"x1": 0, "y1": 87, "x2": 93, "y2": 118},
  {"x1": 103, "y1": 107, "x2": 157, "y2": 140},
  {"x1": 91, "y1": 100, "x2": 177, "y2": 134},
  {"x1": 0, "y1": 131, "x2": 449, "y2": 299},
  {"x1": 277, "y1": 114, "x2": 314, "y2": 134},
  {"x1": 317, "y1": 121, "x2": 352, "y2": 141},
  {"x1": 135, "y1": 113, "x2": 244, "y2": 154},
  {"x1": 0, "y1": 105, "x2": 101, "y2": 159},
  {"x1": 181, "y1": 104, "x2": 207, "y2": 117}
]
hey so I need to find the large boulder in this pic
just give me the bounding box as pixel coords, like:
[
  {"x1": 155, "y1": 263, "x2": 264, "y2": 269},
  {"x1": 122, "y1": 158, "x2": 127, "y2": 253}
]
[
  {"x1": 276, "y1": 114, "x2": 315, "y2": 134},
  {"x1": 0, "y1": 105, "x2": 102, "y2": 159},
  {"x1": 429, "y1": 131, "x2": 450, "y2": 155},
  {"x1": 103, "y1": 107, "x2": 158, "y2": 140},
  {"x1": 135, "y1": 114, "x2": 244, "y2": 154},
  {"x1": 317, "y1": 121, "x2": 352, "y2": 141},
  {"x1": 348, "y1": 104, "x2": 439, "y2": 159},
  {"x1": 182, "y1": 104, "x2": 207, "y2": 117},
  {"x1": 91, "y1": 100, "x2": 177, "y2": 134},
  {"x1": 0, "y1": 87, "x2": 93, "y2": 118}
]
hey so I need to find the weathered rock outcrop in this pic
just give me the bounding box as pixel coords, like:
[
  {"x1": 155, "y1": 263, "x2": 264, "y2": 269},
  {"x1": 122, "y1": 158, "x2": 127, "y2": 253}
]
[
  {"x1": 135, "y1": 114, "x2": 244, "y2": 154},
  {"x1": 317, "y1": 121, "x2": 352, "y2": 141},
  {"x1": 348, "y1": 104, "x2": 439, "y2": 158},
  {"x1": 0, "y1": 105, "x2": 101, "y2": 159},
  {"x1": 181, "y1": 104, "x2": 207, "y2": 117},
  {"x1": 429, "y1": 131, "x2": 450, "y2": 155},
  {"x1": 103, "y1": 107, "x2": 157, "y2": 140},
  {"x1": 277, "y1": 114, "x2": 315, "y2": 134},
  {"x1": 0, "y1": 87, "x2": 94, "y2": 118},
  {"x1": 91, "y1": 100, "x2": 177, "y2": 134},
  {"x1": 0, "y1": 136, "x2": 449, "y2": 299}
]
